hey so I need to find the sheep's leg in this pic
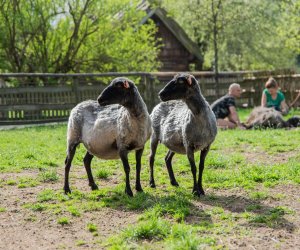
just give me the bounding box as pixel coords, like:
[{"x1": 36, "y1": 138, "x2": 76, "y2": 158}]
[
  {"x1": 135, "y1": 148, "x2": 144, "y2": 192},
  {"x1": 187, "y1": 147, "x2": 201, "y2": 197},
  {"x1": 119, "y1": 150, "x2": 133, "y2": 197},
  {"x1": 64, "y1": 143, "x2": 78, "y2": 194},
  {"x1": 149, "y1": 136, "x2": 159, "y2": 188},
  {"x1": 165, "y1": 150, "x2": 179, "y2": 186},
  {"x1": 198, "y1": 146, "x2": 210, "y2": 196},
  {"x1": 83, "y1": 151, "x2": 98, "y2": 191}
]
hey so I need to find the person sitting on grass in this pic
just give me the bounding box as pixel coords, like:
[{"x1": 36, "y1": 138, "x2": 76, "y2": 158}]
[
  {"x1": 261, "y1": 77, "x2": 289, "y2": 115},
  {"x1": 211, "y1": 83, "x2": 245, "y2": 129}
]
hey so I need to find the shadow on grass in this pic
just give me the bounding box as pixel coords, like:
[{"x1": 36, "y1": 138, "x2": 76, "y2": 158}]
[
  {"x1": 199, "y1": 193, "x2": 296, "y2": 232},
  {"x1": 98, "y1": 188, "x2": 213, "y2": 225},
  {"x1": 58, "y1": 183, "x2": 295, "y2": 233}
]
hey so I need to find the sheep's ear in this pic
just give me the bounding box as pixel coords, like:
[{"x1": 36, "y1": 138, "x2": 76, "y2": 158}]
[
  {"x1": 187, "y1": 75, "x2": 192, "y2": 85},
  {"x1": 187, "y1": 75, "x2": 197, "y2": 86},
  {"x1": 123, "y1": 80, "x2": 130, "y2": 89}
]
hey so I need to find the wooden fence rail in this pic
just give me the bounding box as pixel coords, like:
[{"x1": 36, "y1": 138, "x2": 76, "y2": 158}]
[{"x1": 0, "y1": 72, "x2": 299, "y2": 125}]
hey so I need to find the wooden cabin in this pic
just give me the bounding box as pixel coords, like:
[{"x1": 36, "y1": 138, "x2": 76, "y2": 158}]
[{"x1": 140, "y1": 5, "x2": 203, "y2": 72}]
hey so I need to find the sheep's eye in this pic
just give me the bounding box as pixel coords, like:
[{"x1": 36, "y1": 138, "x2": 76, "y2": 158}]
[{"x1": 115, "y1": 82, "x2": 123, "y2": 87}]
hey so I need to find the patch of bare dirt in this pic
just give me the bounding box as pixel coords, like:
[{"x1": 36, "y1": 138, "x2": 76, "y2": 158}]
[
  {"x1": 0, "y1": 167, "x2": 139, "y2": 250},
  {"x1": 243, "y1": 150, "x2": 296, "y2": 165},
  {"x1": 191, "y1": 186, "x2": 300, "y2": 250}
]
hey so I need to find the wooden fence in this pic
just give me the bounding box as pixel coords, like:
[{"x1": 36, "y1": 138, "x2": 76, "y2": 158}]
[{"x1": 0, "y1": 71, "x2": 299, "y2": 125}]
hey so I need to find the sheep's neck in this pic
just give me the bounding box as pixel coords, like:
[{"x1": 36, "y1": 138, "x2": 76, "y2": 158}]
[
  {"x1": 125, "y1": 96, "x2": 147, "y2": 119},
  {"x1": 185, "y1": 92, "x2": 206, "y2": 115}
]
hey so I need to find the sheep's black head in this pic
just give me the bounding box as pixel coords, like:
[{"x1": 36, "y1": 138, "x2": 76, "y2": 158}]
[
  {"x1": 159, "y1": 73, "x2": 198, "y2": 102},
  {"x1": 97, "y1": 77, "x2": 135, "y2": 106},
  {"x1": 286, "y1": 116, "x2": 300, "y2": 127}
]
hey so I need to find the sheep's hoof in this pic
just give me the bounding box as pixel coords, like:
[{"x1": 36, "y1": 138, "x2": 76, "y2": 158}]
[
  {"x1": 198, "y1": 186, "x2": 205, "y2": 195},
  {"x1": 192, "y1": 188, "x2": 204, "y2": 197},
  {"x1": 125, "y1": 188, "x2": 133, "y2": 197},
  {"x1": 90, "y1": 183, "x2": 99, "y2": 191},
  {"x1": 171, "y1": 180, "x2": 179, "y2": 187},
  {"x1": 64, "y1": 187, "x2": 71, "y2": 194},
  {"x1": 136, "y1": 186, "x2": 144, "y2": 192},
  {"x1": 149, "y1": 181, "x2": 156, "y2": 188}
]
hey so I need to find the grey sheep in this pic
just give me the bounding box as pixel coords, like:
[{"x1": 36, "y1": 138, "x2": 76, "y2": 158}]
[
  {"x1": 149, "y1": 73, "x2": 217, "y2": 196},
  {"x1": 244, "y1": 107, "x2": 300, "y2": 129},
  {"x1": 64, "y1": 77, "x2": 152, "y2": 196}
]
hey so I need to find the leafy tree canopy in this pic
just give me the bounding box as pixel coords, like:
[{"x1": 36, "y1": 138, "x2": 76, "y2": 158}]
[
  {"x1": 161, "y1": 0, "x2": 300, "y2": 71},
  {"x1": 0, "y1": 0, "x2": 161, "y2": 73}
]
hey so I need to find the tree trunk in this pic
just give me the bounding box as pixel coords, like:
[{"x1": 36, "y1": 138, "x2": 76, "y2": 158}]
[{"x1": 212, "y1": 1, "x2": 220, "y2": 98}]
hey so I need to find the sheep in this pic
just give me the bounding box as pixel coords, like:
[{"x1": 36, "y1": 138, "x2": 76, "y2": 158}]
[
  {"x1": 149, "y1": 73, "x2": 217, "y2": 196},
  {"x1": 64, "y1": 77, "x2": 152, "y2": 197},
  {"x1": 244, "y1": 107, "x2": 300, "y2": 129}
]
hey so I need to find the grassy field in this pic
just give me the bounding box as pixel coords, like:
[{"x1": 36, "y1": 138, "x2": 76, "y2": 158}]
[{"x1": 0, "y1": 109, "x2": 300, "y2": 249}]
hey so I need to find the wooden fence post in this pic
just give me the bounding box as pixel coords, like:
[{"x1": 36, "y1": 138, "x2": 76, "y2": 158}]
[{"x1": 73, "y1": 77, "x2": 80, "y2": 103}]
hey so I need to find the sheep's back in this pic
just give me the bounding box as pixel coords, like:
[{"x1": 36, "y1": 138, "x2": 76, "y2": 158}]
[
  {"x1": 245, "y1": 107, "x2": 285, "y2": 128},
  {"x1": 151, "y1": 101, "x2": 187, "y2": 126},
  {"x1": 151, "y1": 100, "x2": 217, "y2": 153}
]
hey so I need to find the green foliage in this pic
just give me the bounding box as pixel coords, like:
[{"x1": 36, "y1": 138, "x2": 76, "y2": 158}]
[
  {"x1": 0, "y1": 0, "x2": 160, "y2": 74},
  {"x1": 279, "y1": 1, "x2": 300, "y2": 55},
  {"x1": 162, "y1": 0, "x2": 299, "y2": 71}
]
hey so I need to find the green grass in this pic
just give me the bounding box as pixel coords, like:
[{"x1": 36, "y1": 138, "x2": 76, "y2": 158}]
[
  {"x1": 67, "y1": 205, "x2": 81, "y2": 217},
  {"x1": 1, "y1": 109, "x2": 300, "y2": 249},
  {"x1": 87, "y1": 223, "x2": 98, "y2": 233},
  {"x1": 76, "y1": 240, "x2": 87, "y2": 246},
  {"x1": 57, "y1": 217, "x2": 70, "y2": 225},
  {"x1": 37, "y1": 189, "x2": 56, "y2": 202},
  {"x1": 95, "y1": 168, "x2": 111, "y2": 179},
  {"x1": 38, "y1": 169, "x2": 59, "y2": 182}
]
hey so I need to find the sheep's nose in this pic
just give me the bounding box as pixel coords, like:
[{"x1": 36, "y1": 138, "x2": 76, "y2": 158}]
[
  {"x1": 158, "y1": 90, "x2": 168, "y2": 101},
  {"x1": 158, "y1": 89, "x2": 164, "y2": 98},
  {"x1": 97, "y1": 96, "x2": 104, "y2": 105}
]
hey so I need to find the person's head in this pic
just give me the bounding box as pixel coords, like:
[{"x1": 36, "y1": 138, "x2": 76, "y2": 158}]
[
  {"x1": 228, "y1": 83, "x2": 242, "y2": 98},
  {"x1": 265, "y1": 77, "x2": 278, "y2": 95}
]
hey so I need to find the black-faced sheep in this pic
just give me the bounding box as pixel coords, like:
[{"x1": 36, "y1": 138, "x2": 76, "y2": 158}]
[
  {"x1": 244, "y1": 107, "x2": 300, "y2": 129},
  {"x1": 64, "y1": 77, "x2": 152, "y2": 196},
  {"x1": 149, "y1": 73, "x2": 217, "y2": 196}
]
